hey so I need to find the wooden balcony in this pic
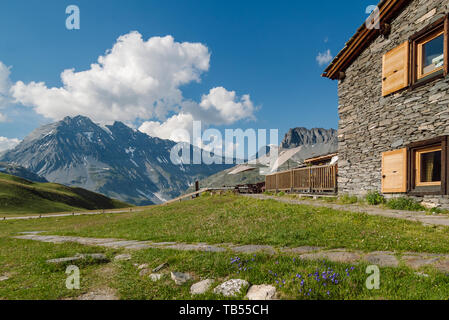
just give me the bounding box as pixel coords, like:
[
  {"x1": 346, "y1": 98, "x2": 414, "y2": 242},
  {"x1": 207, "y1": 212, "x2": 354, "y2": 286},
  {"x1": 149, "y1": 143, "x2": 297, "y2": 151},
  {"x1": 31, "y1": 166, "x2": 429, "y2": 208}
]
[{"x1": 265, "y1": 164, "x2": 337, "y2": 194}]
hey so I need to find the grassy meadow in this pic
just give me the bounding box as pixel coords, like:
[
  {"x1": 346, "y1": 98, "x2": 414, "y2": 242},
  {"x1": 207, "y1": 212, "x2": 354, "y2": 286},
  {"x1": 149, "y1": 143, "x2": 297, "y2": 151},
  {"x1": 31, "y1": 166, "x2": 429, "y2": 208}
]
[{"x1": 1, "y1": 193, "x2": 449, "y2": 300}]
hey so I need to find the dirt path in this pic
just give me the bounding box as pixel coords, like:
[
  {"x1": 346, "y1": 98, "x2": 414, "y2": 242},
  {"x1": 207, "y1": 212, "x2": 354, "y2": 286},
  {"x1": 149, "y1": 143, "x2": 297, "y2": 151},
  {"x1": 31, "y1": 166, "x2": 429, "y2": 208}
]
[
  {"x1": 243, "y1": 194, "x2": 449, "y2": 227},
  {"x1": 0, "y1": 208, "x2": 145, "y2": 221},
  {"x1": 14, "y1": 234, "x2": 449, "y2": 274}
]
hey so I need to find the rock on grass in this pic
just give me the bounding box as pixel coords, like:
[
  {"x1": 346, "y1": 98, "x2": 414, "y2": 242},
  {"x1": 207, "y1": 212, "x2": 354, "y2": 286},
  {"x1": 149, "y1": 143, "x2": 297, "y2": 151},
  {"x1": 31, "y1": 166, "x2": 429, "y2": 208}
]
[
  {"x1": 190, "y1": 279, "x2": 214, "y2": 295},
  {"x1": 214, "y1": 279, "x2": 249, "y2": 297},
  {"x1": 246, "y1": 285, "x2": 277, "y2": 300},
  {"x1": 171, "y1": 272, "x2": 193, "y2": 285}
]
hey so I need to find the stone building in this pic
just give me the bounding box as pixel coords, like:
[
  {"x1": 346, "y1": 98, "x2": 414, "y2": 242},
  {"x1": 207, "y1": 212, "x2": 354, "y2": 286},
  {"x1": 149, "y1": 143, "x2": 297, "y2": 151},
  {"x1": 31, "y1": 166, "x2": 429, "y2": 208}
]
[{"x1": 323, "y1": 0, "x2": 449, "y2": 207}]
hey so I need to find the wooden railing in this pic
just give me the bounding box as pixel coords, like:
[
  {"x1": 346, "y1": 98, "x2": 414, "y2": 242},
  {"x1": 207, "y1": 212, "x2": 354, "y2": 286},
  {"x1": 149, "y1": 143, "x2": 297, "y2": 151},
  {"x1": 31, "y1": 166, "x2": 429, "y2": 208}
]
[{"x1": 265, "y1": 164, "x2": 337, "y2": 194}]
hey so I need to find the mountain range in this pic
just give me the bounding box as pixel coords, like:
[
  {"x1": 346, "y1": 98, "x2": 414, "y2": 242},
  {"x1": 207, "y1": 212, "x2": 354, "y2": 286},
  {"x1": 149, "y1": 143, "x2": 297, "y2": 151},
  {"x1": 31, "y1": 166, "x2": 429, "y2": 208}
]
[{"x1": 0, "y1": 116, "x2": 232, "y2": 205}]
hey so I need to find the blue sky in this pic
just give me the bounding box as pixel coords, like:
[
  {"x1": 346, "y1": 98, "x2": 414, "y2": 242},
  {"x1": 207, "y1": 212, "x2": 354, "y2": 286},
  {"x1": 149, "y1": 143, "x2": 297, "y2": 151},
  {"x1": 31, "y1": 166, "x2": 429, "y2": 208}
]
[{"x1": 0, "y1": 0, "x2": 377, "y2": 147}]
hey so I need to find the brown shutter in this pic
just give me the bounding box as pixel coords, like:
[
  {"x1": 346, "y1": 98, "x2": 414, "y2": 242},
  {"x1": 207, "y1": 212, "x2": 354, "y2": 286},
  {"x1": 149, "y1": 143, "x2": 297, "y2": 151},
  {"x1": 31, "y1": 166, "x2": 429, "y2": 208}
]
[
  {"x1": 382, "y1": 41, "x2": 409, "y2": 96},
  {"x1": 382, "y1": 148, "x2": 407, "y2": 193}
]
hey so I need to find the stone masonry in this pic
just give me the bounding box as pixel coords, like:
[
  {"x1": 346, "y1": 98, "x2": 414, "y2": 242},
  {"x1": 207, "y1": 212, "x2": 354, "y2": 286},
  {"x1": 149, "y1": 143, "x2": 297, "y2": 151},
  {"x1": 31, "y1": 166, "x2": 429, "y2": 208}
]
[{"x1": 337, "y1": 0, "x2": 449, "y2": 207}]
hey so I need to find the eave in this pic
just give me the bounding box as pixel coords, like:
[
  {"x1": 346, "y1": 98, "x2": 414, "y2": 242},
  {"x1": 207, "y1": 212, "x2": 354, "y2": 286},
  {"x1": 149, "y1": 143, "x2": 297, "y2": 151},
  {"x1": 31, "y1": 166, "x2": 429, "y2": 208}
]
[{"x1": 322, "y1": 0, "x2": 411, "y2": 80}]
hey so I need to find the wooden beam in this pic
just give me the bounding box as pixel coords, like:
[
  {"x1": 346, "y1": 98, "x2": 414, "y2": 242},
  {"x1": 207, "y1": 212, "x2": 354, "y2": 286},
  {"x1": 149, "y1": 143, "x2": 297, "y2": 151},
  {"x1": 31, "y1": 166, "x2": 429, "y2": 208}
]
[{"x1": 323, "y1": 0, "x2": 411, "y2": 79}]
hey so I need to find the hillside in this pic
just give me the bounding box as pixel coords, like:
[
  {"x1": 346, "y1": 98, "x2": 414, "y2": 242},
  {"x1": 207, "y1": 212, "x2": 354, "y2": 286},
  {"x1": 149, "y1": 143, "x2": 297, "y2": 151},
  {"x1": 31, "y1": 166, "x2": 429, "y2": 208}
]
[
  {"x1": 0, "y1": 172, "x2": 130, "y2": 215},
  {"x1": 0, "y1": 162, "x2": 48, "y2": 183}
]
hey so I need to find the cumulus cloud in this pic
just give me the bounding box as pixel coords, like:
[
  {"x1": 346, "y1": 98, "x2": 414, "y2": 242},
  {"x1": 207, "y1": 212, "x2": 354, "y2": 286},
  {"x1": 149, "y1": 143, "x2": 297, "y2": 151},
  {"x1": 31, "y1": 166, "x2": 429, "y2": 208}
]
[
  {"x1": 12, "y1": 32, "x2": 210, "y2": 123},
  {"x1": 316, "y1": 49, "x2": 333, "y2": 66},
  {"x1": 0, "y1": 137, "x2": 20, "y2": 152},
  {"x1": 198, "y1": 87, "x2": 256, "y2": 125},
  {"x1": 139, "y1": 113, "x2": 194, "y2": 142},
  {"x1": 10, "y1": 32, "x2": 257, "y2": 140}
]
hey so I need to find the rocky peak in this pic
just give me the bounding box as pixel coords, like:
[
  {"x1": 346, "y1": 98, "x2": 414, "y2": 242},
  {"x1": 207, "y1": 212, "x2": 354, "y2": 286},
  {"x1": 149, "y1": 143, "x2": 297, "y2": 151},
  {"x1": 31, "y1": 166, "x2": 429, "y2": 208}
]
[{"x1": 281, "y1": 127, "x2": 337, "y2": 149}]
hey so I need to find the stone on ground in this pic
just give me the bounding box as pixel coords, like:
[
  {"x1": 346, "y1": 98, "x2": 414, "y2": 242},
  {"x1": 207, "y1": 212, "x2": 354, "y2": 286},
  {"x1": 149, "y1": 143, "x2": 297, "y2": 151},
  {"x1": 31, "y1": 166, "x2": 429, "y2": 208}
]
[
  {"x1": 171, "y1": 272, "x2": 193, "y2": 285},
  {"x1": 402, "y1": 255, "x2": 440, "y2": 269},
  {"x1": 434, "y1": 260, "x2": 449, "y2": 273},
  {"x1": 47, "y1": 253, "x2": 109, "y2": 265},
  {"x1": 0, "y1": 275, "x2": 9, "y2": 281},
  {"x1": 77, "y1": 288, "x2": 118, "y2": 300},
  {"x1": 137, "y1": 263, "x2": 149, "y2": 270},
  {"x1": 299, "y1": 250, "x2": 360, "y2": 264},
  {"x1": 152, "y1": 262, "x2": 169, "y2": 273},
  {"x1": 114, "y1": 254, "x2": 132, "y2": 261},
  {"x1": 363, "y1": 252, "x2": 399, "y2": 267},
  {"x1": 149, "y1": 273, "x2": 163, "y2": 282},
  {"x1": 139, "y1": 268, "x2": 151, "y2": 277},
  {"x1": 47, "y1": 256, "x2": 83, "y2": 264},
  {"x1": 232, "y1": 245, "x2": 276, "y2": 255},
  {"x1": 214, "y1": 279, "x2": 250, "y2": 297},
  {"x1": 246, "y1": 285, "x2": 277, "y2": 300},
  {"x1": 190, "y1": 279, "x2": 214, "y2": 295}
]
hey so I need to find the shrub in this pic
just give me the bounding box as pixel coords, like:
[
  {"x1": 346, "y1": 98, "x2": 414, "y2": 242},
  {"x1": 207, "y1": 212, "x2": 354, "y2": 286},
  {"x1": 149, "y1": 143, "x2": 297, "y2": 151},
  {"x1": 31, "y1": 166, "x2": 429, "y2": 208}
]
[
  {"x1": 365, "y1": 191, "x2": 386, "y2": 206},
  {"x1": 386, "y1": 197, "x2": 425, "y2": 211},
  {"x1": 277, "y1": 191, "x2": 286, "y2": 197},
  {"x1": 339, "y1": 194, "x2": 358, "y2": 204}
]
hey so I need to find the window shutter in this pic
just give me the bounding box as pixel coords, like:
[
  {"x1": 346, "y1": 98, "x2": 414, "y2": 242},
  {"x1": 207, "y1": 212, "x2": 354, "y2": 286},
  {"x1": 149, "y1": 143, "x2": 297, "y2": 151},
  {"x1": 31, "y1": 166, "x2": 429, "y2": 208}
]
[
  {"x1": 382, "y1": 41, "x2": 409, "y2": 96},
  {"x1": 382, "y1": 148, "x2": 407, "y2": 193}
]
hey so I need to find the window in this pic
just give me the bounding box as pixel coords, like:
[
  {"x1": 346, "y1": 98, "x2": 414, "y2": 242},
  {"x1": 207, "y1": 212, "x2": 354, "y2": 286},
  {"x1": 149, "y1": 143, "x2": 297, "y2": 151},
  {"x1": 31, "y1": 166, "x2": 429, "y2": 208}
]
[
  {"x1": 407, "y1": 136, "x2": 447, "y2": 195},
  {"x1": 410, "y1": 16, "x2": 448, "y2": 86},
  {"x1": 381, "y1": 15, "x2": 449, "y2": 96},
  {"x1": 415, "y1": 146, "x2": 442, "y2": 187},
  {"x1": 416, "y1": 30, "x2": 444, "y2": 80}
]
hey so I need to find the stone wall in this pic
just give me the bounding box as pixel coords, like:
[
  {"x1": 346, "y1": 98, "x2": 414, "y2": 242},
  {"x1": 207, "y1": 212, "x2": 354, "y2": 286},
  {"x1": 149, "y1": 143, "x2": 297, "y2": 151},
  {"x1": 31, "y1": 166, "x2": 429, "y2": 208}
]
[{"x1": 337, "y1": 0, "x2": 449, "y2": 206}]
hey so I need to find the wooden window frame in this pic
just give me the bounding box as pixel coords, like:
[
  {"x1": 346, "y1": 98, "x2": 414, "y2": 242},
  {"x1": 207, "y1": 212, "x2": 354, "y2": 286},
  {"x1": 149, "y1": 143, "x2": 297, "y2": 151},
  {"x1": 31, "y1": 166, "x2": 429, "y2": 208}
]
[
  {"x1": 407, "y1": 136, "x2": 448, "y2": 196},
  {"x1": 410, "y1": 15, "x2": 448, "y2": 88},
  {"x1": 414, "y1": 146, "x2": 443, "y2": 187},
  {"x1": 416, "y1": 30, "x2": 445, "y2": 80}
]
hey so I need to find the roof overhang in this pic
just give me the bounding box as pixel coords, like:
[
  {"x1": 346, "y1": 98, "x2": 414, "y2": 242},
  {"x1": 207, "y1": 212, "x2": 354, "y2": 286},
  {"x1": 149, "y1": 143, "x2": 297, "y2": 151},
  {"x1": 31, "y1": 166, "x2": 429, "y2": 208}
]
[
  {"x1": 304, "y1": 153, "x2": 338, "y2": 164},
  {"x1": 322, "y1": 0, "x2": 411, "y2": 80}
]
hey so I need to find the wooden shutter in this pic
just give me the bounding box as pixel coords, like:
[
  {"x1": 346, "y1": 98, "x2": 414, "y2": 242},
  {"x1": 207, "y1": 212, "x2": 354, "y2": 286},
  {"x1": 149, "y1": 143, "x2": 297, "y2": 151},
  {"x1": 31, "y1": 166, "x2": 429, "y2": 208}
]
[
  {"x1": 382, "y1": 148, "x2": 407, "y2": 193},
  {"x1": 382, "y1": 41, "x2": 409, "y2": 96}
]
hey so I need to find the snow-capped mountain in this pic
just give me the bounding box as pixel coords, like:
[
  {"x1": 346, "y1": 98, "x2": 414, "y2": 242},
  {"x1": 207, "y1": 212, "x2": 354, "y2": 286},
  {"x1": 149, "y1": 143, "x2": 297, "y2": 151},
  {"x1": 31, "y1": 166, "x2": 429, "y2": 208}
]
[{"x1": 0, "y1": 116, "x2": 232, "y2": 205}]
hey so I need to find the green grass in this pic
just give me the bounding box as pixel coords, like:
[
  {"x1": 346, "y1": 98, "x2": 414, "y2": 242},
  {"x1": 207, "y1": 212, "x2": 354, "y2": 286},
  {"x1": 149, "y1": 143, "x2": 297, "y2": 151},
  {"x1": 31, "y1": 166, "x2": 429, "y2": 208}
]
[
  {"x1": 2, "y1": 194, "x2": 449, "y2": 254},
  {"x1": 2, "y1": 194, "x2": 449, "y2": 300},
  {"x1": 0, "y1": 172, "x2": 130, "y2": 215},
  {"x1": 386, "y1": 197, "x2": 426, "y2": 212},
  {"x1": 2, "y1": 237, "x2": 449, "y2": 300},
  {"x1": 113, "y1": 248, "x2": 449, "y2": 300},
  {"x1": 0, "y1": 237, "x2": 119, "y2": 299}
]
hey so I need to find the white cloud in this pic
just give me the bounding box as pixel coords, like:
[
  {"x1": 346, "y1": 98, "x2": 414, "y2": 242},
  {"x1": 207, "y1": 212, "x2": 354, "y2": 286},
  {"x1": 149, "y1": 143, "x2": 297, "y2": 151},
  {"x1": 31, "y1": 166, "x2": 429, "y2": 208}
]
[
  {"x1": 139, "y1": 113, "x2": 194, "y2": 142},
  {"x1": 198, "y1": 87, "x2": 256, "y2": 125},
  {"x1": 11, "y1": 32, "x2": 257, "y2": 136},
  {"x1": 11, "y1": 32, "x2": 211, "y2": 123},
  {"x1": 316, "y1": 49, "x2": 333, "y2": 66},
  {"x1": 139, "y1": 87, "x2": 256, "y2": 142},
  {"x1": 0, "y1": 113, "x2": 6, "y2": 122},
  {"x1": 0, "y1": 137, "x2": 20, "y2": 152}
]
